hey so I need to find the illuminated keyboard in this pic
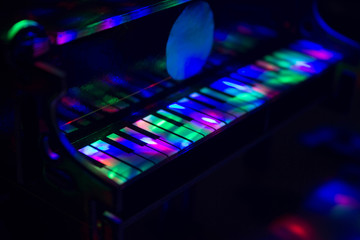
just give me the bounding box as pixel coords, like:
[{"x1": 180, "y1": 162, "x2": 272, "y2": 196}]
[{"x1": 76, "y1": 39, "x2": 342, "y2": 186}]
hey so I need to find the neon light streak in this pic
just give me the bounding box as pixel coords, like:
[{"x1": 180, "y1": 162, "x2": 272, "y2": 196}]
[
  {"x1": 58, "y1": 120, "x2": 78, "y2": 133},
  {"x1": 60, "y1": 76, "x2": 172, "y2": 128},
  {"x1": 103, "y1": 211, "x2": 122, "y2": 224},
  {"x1": 7, "y1": 20, "x2": 39, "y2": 41},
  {"x1": 56, "y1": 0, "x2": 192, "y2": 45}
]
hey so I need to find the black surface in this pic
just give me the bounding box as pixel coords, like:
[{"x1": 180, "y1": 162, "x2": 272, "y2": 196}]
[{"x1": 3, "y1": 94, "x2": 360, "y2": 240}]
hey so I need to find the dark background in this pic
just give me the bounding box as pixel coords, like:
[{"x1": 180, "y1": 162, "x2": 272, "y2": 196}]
[{"x1": 1, "y1": 0, "x2": 360, "y2": 239}]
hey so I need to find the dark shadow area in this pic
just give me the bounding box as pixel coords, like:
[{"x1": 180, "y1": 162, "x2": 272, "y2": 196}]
[{"x1": 1, "y1": 0, "x2": 360, "y2": 240}]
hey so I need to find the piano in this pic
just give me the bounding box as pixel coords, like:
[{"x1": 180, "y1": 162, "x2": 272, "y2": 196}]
[{"x1": 1, "y1": 0, "x2": 359, "y2": 239}]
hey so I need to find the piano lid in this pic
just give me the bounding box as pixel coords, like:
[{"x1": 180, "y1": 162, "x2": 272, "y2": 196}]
[{"x1": 1, "y1": 0, "x2": 192, "y2": 44}]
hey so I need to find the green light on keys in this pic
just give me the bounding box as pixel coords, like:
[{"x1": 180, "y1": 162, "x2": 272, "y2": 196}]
[
  {"x1": 264, "y1": 55, "x2": 292, "y2": 69},
  {"x1": 110, "y1": 163, "x2": 140, "y2": 180},
  {"x1": 274, "y1": 49, "x2": 315, "y2": 63},
  {"x1": 134, "y1": 120, "x2": 191, "y2": 149},
  {"x1": 278, "y1": 75, "x2": 302, "y2": 84},
  {"x1": 156, "y1": 109, "x2": 214, "y2": 136},
  {"x1": 265, "y1": 78, "x2": 286, "y2": 87},
  {"x1": 144, "y1": 115, "x2": 203, "y2": 142},
  {"x1": 235, "y1": 91, "x2": 261, "y2": 102},
  {"x1": 157, "y1": 109, "x2": 183, "y2": 122},
  {"x1": 278, "y1": 70, "x2": 308, "y2": 84},
  {"x1": 200, "y1": 87, "x2": 257, "y2": 112}
]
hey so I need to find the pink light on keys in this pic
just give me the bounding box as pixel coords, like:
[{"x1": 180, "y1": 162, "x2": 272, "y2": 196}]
[
  {"x1": 293, "y1": 61, "x2": 316, "y2": 74},
  {"x1": 141, "y1": 137, "x2": 158, "y2": 145},
  {"x1": 252, "y1": 84, "x2": 279, "y2": 98},
  {"x1": 78, "y1": 146, "x2": 118, "y2": 167},
  {"x1": 303, "y1": 49, "x2": 334, "y2": 61},
  {"x1": 120, "y1": 127, "x2": 179, "y2": 157},
  {"x1": 256, "y1": 60, "x2": 280, "y2": 71},
  {"x1": 168, "y1": 103, "x2": 225, "y2": 129}
]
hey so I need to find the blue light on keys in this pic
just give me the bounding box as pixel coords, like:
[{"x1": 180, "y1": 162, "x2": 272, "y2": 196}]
[
  {"x1": 107, "y1": 133, "x2": 167, "y2": 164},
  {"x1": 237, "y1": 65, "x2": 266, "y2": 80},
  {"x1": 156, "y1": 109, "x2": 215, "y2": 136},
  {"x1": 290, "y1": 40, "x2": 343, "y2": 62},
  {"x1": 77, "y1": 39, "x2": 342, "y2": 186},
  {"x1": 177, "y1": 97, "x2": 236, "y2": 123},
  {"x1": 211, "y1": 77, "x2": 264, "y2": 99},
  {"x1": 168, "y1": 103, "x2": 226, "y2": 129},
  {"x1": 133, "y1": 120, "x2": 192, "y2": 149},
  {"x1": 199, "y1": 87, "x2": 261, "y2": 112},
  {"x1": 189, "y1": 92, "x2": 246, "y2": 117},
  {"x1": 78, "y1": 145, "x2": 140, "y2": 179},
  {"x1": 91, "y1": 140, "x2": 154, "y2": 171},
  {"x1": 143, "y1": 114, "x2": 204, "y2": 141},
  {"x1": 120, "y1": 127, "x2": 179, "y2": 157}
]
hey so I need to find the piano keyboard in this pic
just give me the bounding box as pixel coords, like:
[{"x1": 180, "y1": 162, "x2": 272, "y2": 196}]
[
  {"x1": 56, "y1": 22, "x2": 278, "y2": 135},
  {"x1": 58, "y1": 71, "x2": 176, "y2": 134},
  {"x1": 77, "y1": 39, "x2": 342, "y2": 184}
]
